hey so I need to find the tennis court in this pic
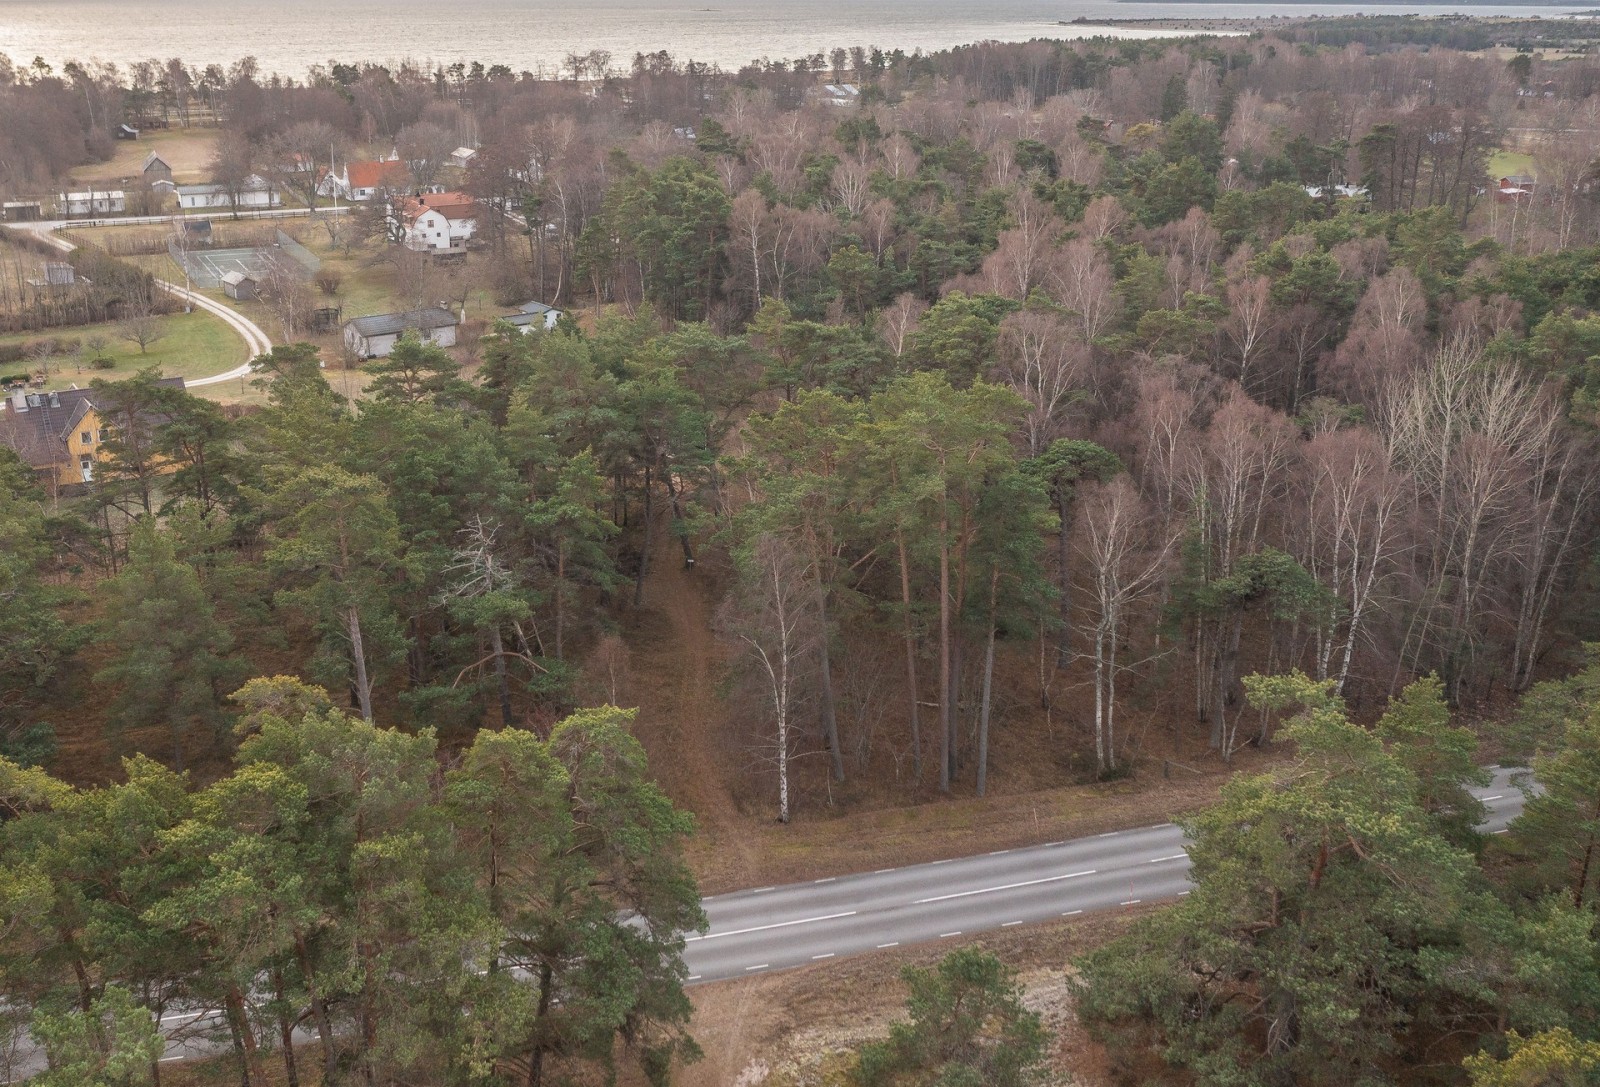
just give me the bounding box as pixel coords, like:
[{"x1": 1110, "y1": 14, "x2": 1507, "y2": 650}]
[{"x1": 167, "y1": 229, "x2": 320, "y2": 289}]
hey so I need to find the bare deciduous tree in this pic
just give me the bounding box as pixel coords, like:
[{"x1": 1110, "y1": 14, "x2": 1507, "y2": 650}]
[
  {"x1": 1078, "y1": 478, "x2": 1173, "y2": 776},
  {"x1": 720, "y1": 535, "x2": 821, "y2": 824},
  {"x1": 118, "y1": 299, "x2": 165, "y2": 355},
  {"x1": 995, "y1": 308, "x2": 1087, "y2": 455}
]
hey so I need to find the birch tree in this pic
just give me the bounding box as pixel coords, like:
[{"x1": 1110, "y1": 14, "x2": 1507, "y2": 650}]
[
  {"x1": 1077, "y1": 478, "x2": 1173, "y2": 776},
  {"x1": 721, "y1": 534, "x2": 821, "y2": 823}
]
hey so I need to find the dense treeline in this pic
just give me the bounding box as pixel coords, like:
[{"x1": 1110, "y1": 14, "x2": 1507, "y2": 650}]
[
  {"x1": 4, "y1": 26, "x2": 1600, "y2": 802},
  {"x1": 3, "y1": 21, "x2": 1600, "y2": 1085},
  {"x1": 0, "y1": 679, "x2": 702, "y2": 1085},
  {"x1": 1077, "y1": 666, "x2": 1600, "y2": 1087}
]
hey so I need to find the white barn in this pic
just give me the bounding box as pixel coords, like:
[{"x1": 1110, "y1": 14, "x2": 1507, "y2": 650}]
[
  {"x1": 58, "y1": 191, "x2": 126, "y2": 216},
  {"x1": 175, "y1": 175, "x2": 281, "y2": 211},
  {"x1": 343, "y1": 308, "x2": 459, "y2": 358}
]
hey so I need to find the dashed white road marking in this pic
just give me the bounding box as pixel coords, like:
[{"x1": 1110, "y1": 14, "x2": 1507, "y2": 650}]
[
  {"x1": 685, "y1": 911, "x2": 857, "y2": 942},
  {"x1": 811, "y1": 952, "x2": 835, "y2": 960},
  {"x1": 1148, "y1": 853, "x2": 1188, "y2": 863},
  {"x1": 1483, "y1": 795, "x2": 1504, "y2": 801},
  {"x1": 1121, "y1": 899, "x2": 1142, "y2": 906},
  {"x1": 745, "y1": 964, "x2": 769, "y2": 972},
  {"x1": 876, "y1": 942, "x2": 899, "y2": 949},
  {"x1": 938, "y1": 931, "x2": 962, "y2": 938},
  {"x1": 813, "y1": 877, "x2": 836, "y2": 884},
  {"x1": 1062, "y1": 909, "x2": 1083, "y2": 916},
  {"x1": 1001, "y1": 920, "x2": 1024, "y2": 928},
  {"x1": 915, "y1": 870, "x2": 1095, "y2": 904}
]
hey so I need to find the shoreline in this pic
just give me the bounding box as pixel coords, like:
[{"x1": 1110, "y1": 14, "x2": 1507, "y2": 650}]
[{"x1": 1066, "y1": 12, "x2": 1599, "y2": 33}]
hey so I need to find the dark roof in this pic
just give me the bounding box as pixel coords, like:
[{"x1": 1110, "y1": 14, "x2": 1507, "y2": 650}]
[
  {"x1": 0, "y1": 378, "x2": 186, "y2": 471},
  {"x1": 517, "y1": 300, "x2": 559, "y2": 316},
  {"x1": 345, "y1": 307, "x2": 458, "y2": 338}
]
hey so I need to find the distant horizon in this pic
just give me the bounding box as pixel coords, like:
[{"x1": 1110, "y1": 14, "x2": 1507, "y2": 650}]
[{"x1": 1, "y1": 0, "x2": 1589, "y2": 81}]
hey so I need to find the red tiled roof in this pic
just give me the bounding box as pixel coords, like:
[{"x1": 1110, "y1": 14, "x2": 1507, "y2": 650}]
[
  {"x1": 417, "y1": 191, "x2": 478, "y2": 219},
  {"x1": 346, "y1": 160, "x2": 408, "y2": 191}
]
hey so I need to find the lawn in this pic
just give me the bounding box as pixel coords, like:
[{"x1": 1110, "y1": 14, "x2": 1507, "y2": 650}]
[
  {"x1": 0, "y1": 309, "x2": 246, "y2": 393},
  {"x1": 1489, "y1": 149, "x2": 1538, "y2": 180}
]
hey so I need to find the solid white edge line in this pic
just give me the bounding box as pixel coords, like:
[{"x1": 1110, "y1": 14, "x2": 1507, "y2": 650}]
[{"x1": 915, "y1": 870, "x2": 1095, "y2": 904}]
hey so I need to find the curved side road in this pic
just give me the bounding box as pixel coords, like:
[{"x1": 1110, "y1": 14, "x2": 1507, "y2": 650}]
[
  {"x1": 156, "y1": 279, "x2": 271, "y2": 384},
  {"x1": 5, "y1": 222, "x2": 274, "y2": 384}
]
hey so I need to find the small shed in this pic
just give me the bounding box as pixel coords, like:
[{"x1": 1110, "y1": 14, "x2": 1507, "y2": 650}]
[
  {"x1": 450, "y1": 146, "x2": 478, "y2": 169},
  {"x1": 183, "y1": 218, "x2": 214, "y2": 244},
  {"x1": 2, "y1": 201, "x2": 42, "y2": 223},
  {"x1": 221, "y1": 271, "x2": 258, "y2": 301},
  {"x1": 116, "y1": 123, "x2": 140, "y2": 140},
  {"x1": 141, "y1": 152, "x2": 173, "y2": 183},
  {"x1": 343, "y1": 307, "x2": 459, "y2": 358},
  {"x1": 504, "y1": 300, "x2": 563, "y2": 333}
]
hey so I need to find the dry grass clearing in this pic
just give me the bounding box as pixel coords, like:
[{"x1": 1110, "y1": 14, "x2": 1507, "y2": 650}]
[
  {"x1": 676, "y1": 907, "x2": 1158, "y2": 1087},
  {"x1": 69, "y1": 128, "x2": 221, "y2": 186}
]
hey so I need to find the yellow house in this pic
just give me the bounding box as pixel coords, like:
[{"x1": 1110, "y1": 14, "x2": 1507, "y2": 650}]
[{"x1": 0, "y1": 379, "x2": 187, "y2": 493}]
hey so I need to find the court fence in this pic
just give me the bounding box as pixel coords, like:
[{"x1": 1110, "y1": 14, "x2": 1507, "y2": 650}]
[{"x1": 166, "y1": 228, "x2": 321, "y2": 290}]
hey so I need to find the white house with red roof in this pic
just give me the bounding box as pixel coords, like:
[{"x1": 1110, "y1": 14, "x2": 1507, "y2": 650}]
[
  {"x1": 388, "y1": 191, "x2": 480, "y2": 253},
  {"x1": 318, "y1": 156, "x2": 410, "y2": 202}
]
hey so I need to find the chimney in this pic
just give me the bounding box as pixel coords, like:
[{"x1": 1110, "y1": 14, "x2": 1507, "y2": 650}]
[
  {"x1": 48, "y1": 391, "x2": 60, "y2": 408},
  {"x1": 10, "y1": 390, "x2": 27, "y2": 413}
]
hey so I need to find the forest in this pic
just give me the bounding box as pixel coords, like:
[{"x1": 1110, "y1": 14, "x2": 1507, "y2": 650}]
[{"x1": 2, "y1": 18, "x2": 1600, "y2": 1087}]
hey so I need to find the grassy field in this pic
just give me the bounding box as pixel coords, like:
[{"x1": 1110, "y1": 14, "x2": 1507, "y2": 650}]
[
  {"x1": 1489, "y1": 148, "x2": 1538, "y2": 180},
  {"x1": 68, "y1": 129, "x2": 221, "y2": 187},
  {"x1": 0, "y1": 309, "x2": 246, "y2": 392}
]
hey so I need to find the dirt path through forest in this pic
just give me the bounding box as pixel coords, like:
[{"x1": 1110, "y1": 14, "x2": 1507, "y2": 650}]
[{"x1": 622, "y1": 515, "x2": 762, "y2": 886}]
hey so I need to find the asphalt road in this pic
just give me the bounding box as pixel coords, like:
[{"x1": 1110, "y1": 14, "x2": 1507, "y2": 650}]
[
  {"x1": 0, "y1": 768, "x2": 1528, "y2": 1079},
  {"x1": 684, "y1": 766, "x2": 1527, "y2": 983}
]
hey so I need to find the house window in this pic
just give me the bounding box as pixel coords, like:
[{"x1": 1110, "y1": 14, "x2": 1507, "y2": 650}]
[
  {"x1": 97, "y1": 429, "x2": 108, "y2": 441},
  {"x1": 81, "y1": 430, "x2": 92, "y2": 444}
]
